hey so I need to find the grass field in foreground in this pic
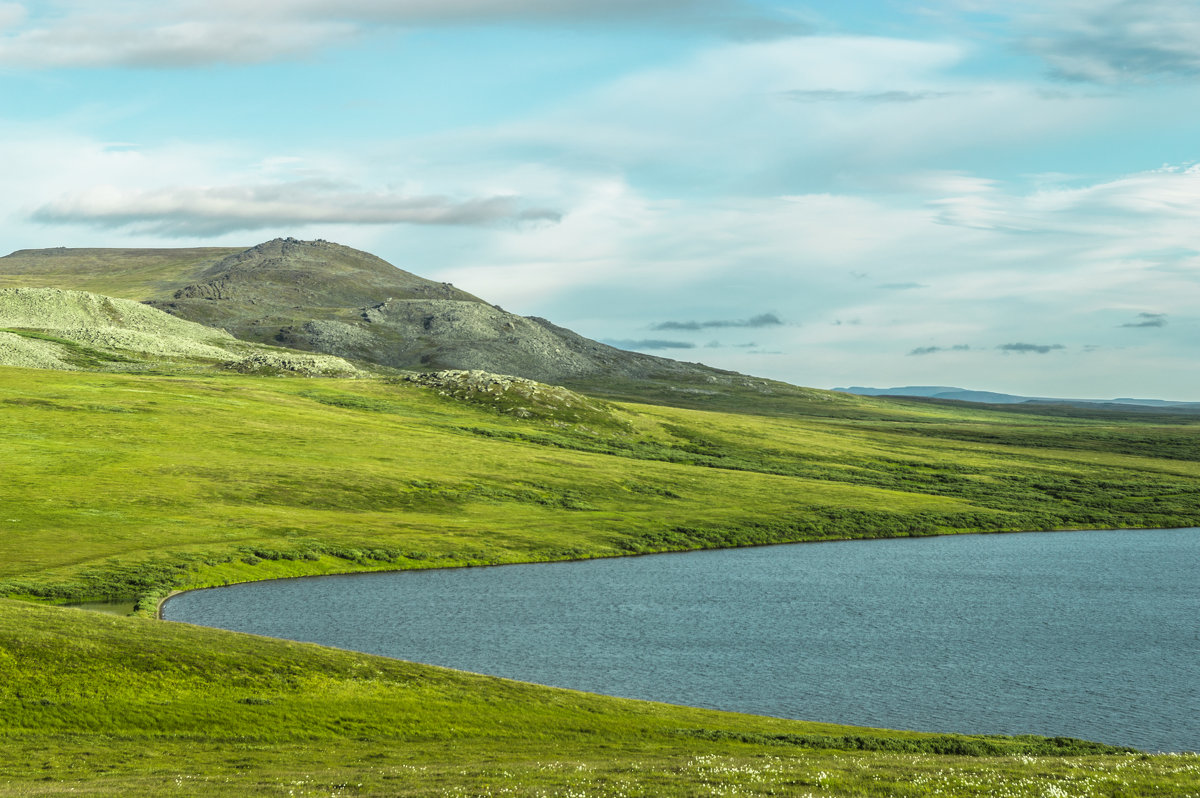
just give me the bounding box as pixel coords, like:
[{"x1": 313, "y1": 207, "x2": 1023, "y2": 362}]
[
  {"x1": 2, "y1": 365, "x2": 1199, "y2": 795},
  {"x1": 6, "y1": 599, "x2": 1197, "y2": 798}
]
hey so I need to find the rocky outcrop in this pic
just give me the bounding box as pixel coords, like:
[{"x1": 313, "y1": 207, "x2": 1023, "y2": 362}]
[
  {"x1": 221, "y1": 351, "x2": 360, "y2": 377},
  {"x1": 404, "y1": 369, "x2": 626, "y2": 427}
]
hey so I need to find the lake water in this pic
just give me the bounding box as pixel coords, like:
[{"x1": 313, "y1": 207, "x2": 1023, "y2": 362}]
[{"x1": 163, "y1": 528, "x2": 1199, "y2": 752}]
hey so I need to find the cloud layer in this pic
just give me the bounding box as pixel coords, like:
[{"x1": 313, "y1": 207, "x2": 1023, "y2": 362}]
[
  {"x1": 1120, "y1": 313, "x2": 1167, "y2": 328},
  {"x1": 1017, "y1": 0, "x2": 1200, "y2": 83},
  {"x1": 997, "y1": 343, "x2": 1066, "y2": 355},
  {"x1": 652, "y1": 313, "x2": 782, "y2": 331},
  {"x1": 0, "y1": 0, "x2": 806, "y2": 68},
  {"x1": 605, "y1": 338, "x2": 695, "y2": 350},
  {"x1": 31, "y1": 182, "x2": 561, "y2": 236}
]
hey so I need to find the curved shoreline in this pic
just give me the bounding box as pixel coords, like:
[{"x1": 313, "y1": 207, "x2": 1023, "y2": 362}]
[
  {"x1": 159, "y1": 525, "x2": 1200, "y2": 753},
  {"x1": 156, "y1": 523, "x2": 1190, "y2": 620}
]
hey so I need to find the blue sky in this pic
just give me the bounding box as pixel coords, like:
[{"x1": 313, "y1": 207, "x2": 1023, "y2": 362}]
[{"x1": 4, "y1": 0, "x2": 1200, "y2": 398}]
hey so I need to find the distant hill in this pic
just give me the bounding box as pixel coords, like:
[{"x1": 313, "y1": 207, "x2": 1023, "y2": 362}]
[
  {"x1": 2, "y1": 238, "x2": 743, "y2": 387},
  {"x1": 835, "y1": 385, "x2": 1200, "y2": 412},
  {"x1": 0, "y1": 245, "x2": 241, "y2": 299}
]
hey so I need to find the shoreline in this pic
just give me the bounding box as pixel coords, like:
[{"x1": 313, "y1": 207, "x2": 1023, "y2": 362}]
[
  {"x1": 156, "y1": 522, "x2": 1196, "y2": 620},
  {"x1": 156, "y1": 524, "x2": 1200, "y2": 754}
]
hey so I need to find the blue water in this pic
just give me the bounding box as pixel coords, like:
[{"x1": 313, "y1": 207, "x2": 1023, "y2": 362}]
[{"x1": 164, "y1": 528, "x2": 1200, "y2": 752}]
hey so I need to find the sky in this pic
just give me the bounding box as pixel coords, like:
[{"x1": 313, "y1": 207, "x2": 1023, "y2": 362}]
[{"x1": 3, "y1": 1, "x2": 1200, "y2": 399}]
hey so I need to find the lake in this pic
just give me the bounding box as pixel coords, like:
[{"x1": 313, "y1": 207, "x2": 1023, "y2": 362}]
[{"x1": 163, "y1": 527, "x2": 1199, "y2": 752}]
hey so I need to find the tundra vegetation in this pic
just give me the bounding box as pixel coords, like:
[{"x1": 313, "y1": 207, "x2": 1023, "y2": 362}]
[
  {"x1": 3, "y1": 365, "x2": 1200, "y2": 795},
  {"x1": 1, "y1": 240, "x2": 1198, "y2": 794}
]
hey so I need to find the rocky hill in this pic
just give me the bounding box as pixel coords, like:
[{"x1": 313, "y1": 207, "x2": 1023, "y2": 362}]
[
  {"x1": 3, "y1": 238, "x2": 739, "y2": 386},
  {"x1": 148, "y1": 238, "x2": 738, "y2": 384}
]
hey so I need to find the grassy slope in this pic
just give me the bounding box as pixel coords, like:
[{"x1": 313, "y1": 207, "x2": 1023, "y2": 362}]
[
  {"x1": 3, "y1": 365, "x2": 1200, "y2": 795},
  {"x1": 7, "y1": 366, "x2": 1200, "y2": 604}
]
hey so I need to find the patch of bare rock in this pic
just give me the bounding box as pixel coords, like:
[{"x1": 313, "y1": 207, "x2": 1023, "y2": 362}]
[
  {"x1": 221, "y1": 351, "x2": 361, "y2": 377},
  {"x1": 403, "y1": 369, "x2": 622, "y2": 425}
]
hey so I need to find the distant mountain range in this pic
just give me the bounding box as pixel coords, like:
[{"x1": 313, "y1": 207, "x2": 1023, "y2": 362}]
[{"x1": 834, "y1": 385, "x2": 1200, "y2": 412}]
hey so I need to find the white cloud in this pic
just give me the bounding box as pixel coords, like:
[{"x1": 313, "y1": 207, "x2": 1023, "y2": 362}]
[
  {"x1": 250, "y1": 0, "x2": 774, "y2": 25},
  {"x1": 0, "y1": 0, "x2": 804, "y2": 68},
  {"x1": 428, "y1": 35, "x2": 1117, "y2": 198},
  {"x1": 32, "y1": 181, "x2": 560, "y2": 236},
  {"x1": 438, "y1": 175, "x2": 945, "y2": 317},
  {"x1": 0, "y1": 130, "x2": 557, "y2": 246},
  {"x1": 0, "y1": 3, "x2": 26, "y2": 29},
  {"x1": 423, "y1": 152, "x2": 1200, "y2": 398},
  {"x1": 932, "y1": 165, "x2": 1200, "y2": 235},
  {"x1": 0, "y1": 12, "x2": 355, "y2": 66}
]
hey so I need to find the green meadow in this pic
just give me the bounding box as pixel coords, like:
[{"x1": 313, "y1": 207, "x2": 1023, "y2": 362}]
[{"x1": 3, "y1": 364, "x2": 1200, "y2": 795}]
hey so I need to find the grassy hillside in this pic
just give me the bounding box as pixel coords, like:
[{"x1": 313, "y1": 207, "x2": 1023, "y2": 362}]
[
  {"x1": 6, "y1": 365, "x2": 1200, "y2": 609},
  {"x1": 0, "y1": 246, "x2": 240, "y2": 299},
  {"x1": 3, "y1": 364, "x2": 1200, "y2": 794}
]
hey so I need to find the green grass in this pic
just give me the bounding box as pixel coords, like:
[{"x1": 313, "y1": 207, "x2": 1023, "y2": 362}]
[
  {"x1": 8, "y1": 366, "x2": 1200, "y2": 606},
  {"x1": 6, "y1": 599, "x2": 1195, "y2": 798},
  {"x1": 2, "y1": 364, "x2": 1199, "y2": 795}
]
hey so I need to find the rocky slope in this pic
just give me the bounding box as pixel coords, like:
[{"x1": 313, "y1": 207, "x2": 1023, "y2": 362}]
[
  {"x1": 136, "y1": 238, "x2": 737, "y2": 384},
  {"x1": 0, "y1": 286, "x2": 360, "y2": 376}
]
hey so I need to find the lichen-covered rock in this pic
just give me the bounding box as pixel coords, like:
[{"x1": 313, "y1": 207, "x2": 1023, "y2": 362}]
[
  {"x1": 403, "y1": 369, "x2": 626, "y2": 428},
  {"x1": 222, "y1": 351, "x2": 361, "y2": 377},
  {"x1": 0, "y1": 286, "x2": 363, "y2": 376},
  {"x1": 301, "y1": 319, "x2": 377, "y2": 351},
  {"x1": 0, "y1": 287, "x2": 236, "y2": 369},
  {"x1": 0, "y1": 330, "x2": 75, "y2": 370},
  {"x1": 0, "y1": 287, "x2": 234, "y2": 345}
]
